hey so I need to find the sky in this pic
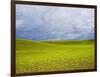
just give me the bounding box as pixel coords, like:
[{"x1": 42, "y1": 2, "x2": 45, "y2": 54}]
[{"x1": 16, "y1": 4, "x2": 95, "y2": 40}]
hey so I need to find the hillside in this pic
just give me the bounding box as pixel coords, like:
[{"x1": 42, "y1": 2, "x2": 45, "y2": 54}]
[{"x1": 16, "y1": 38, "x2": 95, "y2": 74}]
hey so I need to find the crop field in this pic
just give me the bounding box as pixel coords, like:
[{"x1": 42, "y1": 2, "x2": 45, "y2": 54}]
[{"x1": 16, "y1": 38, "x2": 95, "y2": 74}]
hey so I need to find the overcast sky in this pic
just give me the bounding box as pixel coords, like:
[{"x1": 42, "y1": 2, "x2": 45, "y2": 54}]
[{"x1": 16, "y1": 4, "x2": 94, "y2": 40}]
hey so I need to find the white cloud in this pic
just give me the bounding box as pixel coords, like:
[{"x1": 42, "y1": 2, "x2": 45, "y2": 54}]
[{"x1": 16, "y1": 4, "x2": 95, "y2": 40}]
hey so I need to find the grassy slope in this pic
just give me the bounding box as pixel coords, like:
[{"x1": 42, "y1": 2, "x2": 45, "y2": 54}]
[{"x1": 16, "y1": 38, "x2": 95, "y2": 74}]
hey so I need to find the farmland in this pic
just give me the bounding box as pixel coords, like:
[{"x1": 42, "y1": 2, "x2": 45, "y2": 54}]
[{"x1": 16, "y1": 38, "x2": 95, "y2": 74}]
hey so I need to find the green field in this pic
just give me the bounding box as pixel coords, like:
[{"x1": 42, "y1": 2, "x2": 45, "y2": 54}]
[{"x1": 16, "y1": 38, "x2": 95, "y2": 74}]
